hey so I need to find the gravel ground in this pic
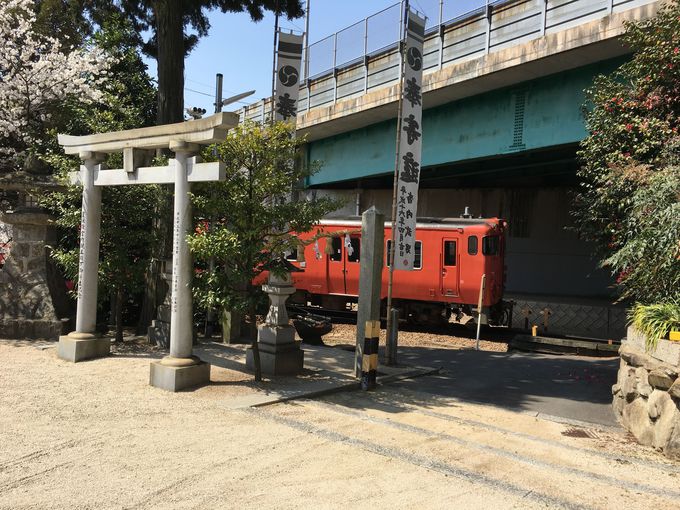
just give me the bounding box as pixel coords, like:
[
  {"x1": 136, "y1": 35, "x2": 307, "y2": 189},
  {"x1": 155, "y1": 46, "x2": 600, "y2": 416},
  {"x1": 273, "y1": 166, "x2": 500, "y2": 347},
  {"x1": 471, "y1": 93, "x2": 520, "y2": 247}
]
[
  {"x1": 321, "y1": 322, "x2": 509, "y2": 352},
  {"x1": 1, "y1": 338, "x2": 678, "y2": 509}
]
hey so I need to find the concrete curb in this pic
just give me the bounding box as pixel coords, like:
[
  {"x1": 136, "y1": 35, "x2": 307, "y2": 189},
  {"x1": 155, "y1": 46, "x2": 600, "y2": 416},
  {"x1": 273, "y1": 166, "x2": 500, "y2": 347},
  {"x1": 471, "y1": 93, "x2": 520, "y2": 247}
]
[{"x1": 230, "y1": 364, "x2": 440, "y2": 410}]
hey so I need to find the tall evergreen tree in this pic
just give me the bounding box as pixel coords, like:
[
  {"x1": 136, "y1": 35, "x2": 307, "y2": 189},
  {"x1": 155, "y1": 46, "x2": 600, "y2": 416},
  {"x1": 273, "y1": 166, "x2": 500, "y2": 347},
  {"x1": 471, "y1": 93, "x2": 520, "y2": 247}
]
[{"x1": 111, "y1": 0, "x2": 304, "y2": 125}]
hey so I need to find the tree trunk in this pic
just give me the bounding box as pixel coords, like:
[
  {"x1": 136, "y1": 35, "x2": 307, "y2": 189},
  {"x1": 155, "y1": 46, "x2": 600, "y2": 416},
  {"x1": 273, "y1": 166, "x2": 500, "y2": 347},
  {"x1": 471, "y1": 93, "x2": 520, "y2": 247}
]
[
  {"x1": 153, "y1": 0, "x2": 184, "y2": 125},
  {"x1": 115, "y1": 286, "x2": 124, "y2": 343},
  {"x1": 249, "y1": 300, "x2": 262, "y2": 382}
]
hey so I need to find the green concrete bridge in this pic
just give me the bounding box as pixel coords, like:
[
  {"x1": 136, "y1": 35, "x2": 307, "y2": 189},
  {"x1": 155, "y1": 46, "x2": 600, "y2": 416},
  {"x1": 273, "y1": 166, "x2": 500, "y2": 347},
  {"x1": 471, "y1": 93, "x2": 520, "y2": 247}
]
[{"x1": 240, "y1": 0, "x2": 661, "y2": 339}]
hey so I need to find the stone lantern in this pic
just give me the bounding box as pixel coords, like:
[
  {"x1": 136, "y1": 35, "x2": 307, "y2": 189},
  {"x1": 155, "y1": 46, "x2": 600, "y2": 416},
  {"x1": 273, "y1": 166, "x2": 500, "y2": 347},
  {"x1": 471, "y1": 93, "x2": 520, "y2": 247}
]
[
  {"x1": 0, "y1": 174, "x2": 70, "y2": 340},
  {"x1": 247, "y1": 258, "x2": 304, "y2": 375}
]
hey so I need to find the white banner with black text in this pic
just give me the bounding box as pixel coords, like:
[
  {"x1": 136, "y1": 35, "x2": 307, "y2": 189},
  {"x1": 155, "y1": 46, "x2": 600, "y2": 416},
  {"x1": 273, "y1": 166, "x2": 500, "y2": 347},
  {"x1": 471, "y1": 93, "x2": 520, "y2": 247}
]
[
  {"x1": 274, "y1": 31, "x2": 304, "y2": 124},
  {"x1": 394, "y1": 10, "x2": 425, "y2": 271}
]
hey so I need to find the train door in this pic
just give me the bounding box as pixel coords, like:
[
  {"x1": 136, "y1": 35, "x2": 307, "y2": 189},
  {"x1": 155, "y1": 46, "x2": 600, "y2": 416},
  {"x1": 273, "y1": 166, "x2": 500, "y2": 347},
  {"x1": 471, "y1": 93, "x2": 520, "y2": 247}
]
[
  {"x1": 440, "y1": 238, "x2": 459, "y2": 297},
  {"x1": 344, "y1": 235, "x2": 361, "y2": 296},
  {"x1": 326, "y1": 236, "x2": 346, "y2": 294}
]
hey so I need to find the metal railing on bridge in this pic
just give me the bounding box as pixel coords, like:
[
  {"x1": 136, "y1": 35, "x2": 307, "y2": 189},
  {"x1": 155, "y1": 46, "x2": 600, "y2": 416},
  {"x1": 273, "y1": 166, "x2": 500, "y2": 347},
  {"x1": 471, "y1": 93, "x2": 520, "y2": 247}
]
[{"x1": 240, "y1": 0, "x2": 655, "y2": 124}]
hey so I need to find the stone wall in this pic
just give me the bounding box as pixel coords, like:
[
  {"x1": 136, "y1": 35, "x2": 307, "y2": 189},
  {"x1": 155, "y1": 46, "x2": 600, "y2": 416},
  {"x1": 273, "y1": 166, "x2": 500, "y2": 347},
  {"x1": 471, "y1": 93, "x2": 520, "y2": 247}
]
[
  {"x1": 0, "y1": 211, "x2": 68, "y2": 340},
  {"x1": 613, "y1": 327, "x2": 680, "y2": 459}
]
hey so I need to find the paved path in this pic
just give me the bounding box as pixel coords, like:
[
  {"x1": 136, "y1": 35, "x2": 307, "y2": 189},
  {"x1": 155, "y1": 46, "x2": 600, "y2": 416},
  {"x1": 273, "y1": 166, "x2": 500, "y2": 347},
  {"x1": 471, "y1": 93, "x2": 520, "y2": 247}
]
[{"x1": 394, "y1": 346, "x2": 619, "y2": 426}]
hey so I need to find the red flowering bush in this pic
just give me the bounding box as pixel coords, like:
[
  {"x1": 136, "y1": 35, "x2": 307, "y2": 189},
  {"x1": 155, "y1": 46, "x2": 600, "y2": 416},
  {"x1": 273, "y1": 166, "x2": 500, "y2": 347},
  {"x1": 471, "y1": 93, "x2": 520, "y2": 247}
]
[{"x1": 575, "y1": 1, "x2": 680, "y2": 303}]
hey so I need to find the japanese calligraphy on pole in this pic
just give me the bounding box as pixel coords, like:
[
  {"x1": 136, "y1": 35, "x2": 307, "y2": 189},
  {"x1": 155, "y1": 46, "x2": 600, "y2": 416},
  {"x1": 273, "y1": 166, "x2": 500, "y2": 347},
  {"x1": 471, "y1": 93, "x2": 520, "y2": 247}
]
[
  {"x1": 394, "y1": 10, "x2": 425, "y2": 270},
  {"x1": 275, "y1": 31, "x2": 304, "y2": 124}
]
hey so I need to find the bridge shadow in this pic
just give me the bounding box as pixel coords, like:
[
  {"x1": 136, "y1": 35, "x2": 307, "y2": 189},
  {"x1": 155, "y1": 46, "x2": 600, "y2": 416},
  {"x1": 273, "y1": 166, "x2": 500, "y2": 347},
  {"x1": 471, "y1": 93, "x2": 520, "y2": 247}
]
[{"x1": 337, "y1": 345, "x2": 621, "y2": 427}]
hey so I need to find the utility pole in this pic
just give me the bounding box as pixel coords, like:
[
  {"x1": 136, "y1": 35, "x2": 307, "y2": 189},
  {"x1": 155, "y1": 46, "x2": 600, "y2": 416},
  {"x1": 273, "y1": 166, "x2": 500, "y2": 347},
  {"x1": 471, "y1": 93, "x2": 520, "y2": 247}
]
[
  {"x1": 304, "y1": 0, "x2": 311, "y2": 80},
  {"x1": 204, "y1": 72, "x2": 224, "y2": 338},
  {"x1": 271, "y1": 0, "x2": 280, "y2": 124},
  {"x1": 214, "y1": 73, "x2": 223, "y2": 113}
]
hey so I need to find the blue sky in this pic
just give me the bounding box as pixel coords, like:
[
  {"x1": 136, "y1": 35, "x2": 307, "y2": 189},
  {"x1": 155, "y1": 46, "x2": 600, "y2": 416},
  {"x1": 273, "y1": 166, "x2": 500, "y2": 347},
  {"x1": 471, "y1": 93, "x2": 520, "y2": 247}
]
[{"x1": 142, "y1": 0, "x2": 487, "y2": 114}]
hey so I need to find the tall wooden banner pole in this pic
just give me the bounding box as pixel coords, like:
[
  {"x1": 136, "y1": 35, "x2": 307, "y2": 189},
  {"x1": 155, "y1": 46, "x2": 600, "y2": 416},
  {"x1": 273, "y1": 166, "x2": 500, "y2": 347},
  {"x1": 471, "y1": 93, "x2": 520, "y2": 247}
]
[
  {"x1": 386, "y1": 3, "x2": 425, "y2": 366},
  {"x1": 385, "y1": 0, "x2": 410, "y2": 366}
]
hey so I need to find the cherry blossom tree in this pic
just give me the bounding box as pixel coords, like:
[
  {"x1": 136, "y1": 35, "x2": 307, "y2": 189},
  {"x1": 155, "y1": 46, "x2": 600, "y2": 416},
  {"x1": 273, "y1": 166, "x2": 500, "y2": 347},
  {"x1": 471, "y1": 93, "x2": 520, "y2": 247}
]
[{"x1": 0, "y1": 0, "x2": 112, "y2": 167}]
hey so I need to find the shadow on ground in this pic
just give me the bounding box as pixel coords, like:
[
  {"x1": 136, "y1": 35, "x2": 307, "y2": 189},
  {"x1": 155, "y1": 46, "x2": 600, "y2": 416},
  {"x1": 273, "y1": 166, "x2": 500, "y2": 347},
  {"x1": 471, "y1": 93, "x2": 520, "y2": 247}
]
[{"x1": 363, "y1": 345, "x2": 620, "y2": 426}]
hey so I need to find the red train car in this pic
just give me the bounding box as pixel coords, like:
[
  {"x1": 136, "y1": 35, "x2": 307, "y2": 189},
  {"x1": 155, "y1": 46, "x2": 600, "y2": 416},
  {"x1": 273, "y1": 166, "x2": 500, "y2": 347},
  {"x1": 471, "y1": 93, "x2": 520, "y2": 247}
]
[{"x1": 283, "y1": 215, "x2": 511, "y2": 327}]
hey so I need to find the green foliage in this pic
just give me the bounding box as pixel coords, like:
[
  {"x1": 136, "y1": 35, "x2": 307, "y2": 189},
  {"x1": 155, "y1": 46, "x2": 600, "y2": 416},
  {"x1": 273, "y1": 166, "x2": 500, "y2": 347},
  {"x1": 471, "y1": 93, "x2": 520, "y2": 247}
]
[
  {"x1": 188, "y1": 121, "x2": 341, "y2": 315},
  {"x1": 41, "y1": 13, "x2": 162, "y2": 326},
  {"x1": 46, "y1": 182, "x2": 166, "y2": 297},
  {"x1": 602, "y1": 164, "x2": 680, "y2": 303},
  {"x1": 630, "y1": 300, "x2": 680, "y2": 352},
  {"x1": 575, "y1": 1, "x2": 680, "y2": 303}
]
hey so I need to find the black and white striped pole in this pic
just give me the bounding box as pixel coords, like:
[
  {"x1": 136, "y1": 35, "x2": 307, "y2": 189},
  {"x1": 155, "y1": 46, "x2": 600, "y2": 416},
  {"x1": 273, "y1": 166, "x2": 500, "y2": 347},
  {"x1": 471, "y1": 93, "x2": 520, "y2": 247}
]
[{"x1": 361, "y1": 319, "x2": 380, "y2": 390}]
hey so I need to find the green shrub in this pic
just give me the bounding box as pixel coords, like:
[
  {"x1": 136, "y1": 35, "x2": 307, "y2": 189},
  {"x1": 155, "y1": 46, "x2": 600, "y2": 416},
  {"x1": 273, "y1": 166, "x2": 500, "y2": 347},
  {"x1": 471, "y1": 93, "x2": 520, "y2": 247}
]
[{"x1": 629, "y1": 300, "x2": 680, "y2": 352}]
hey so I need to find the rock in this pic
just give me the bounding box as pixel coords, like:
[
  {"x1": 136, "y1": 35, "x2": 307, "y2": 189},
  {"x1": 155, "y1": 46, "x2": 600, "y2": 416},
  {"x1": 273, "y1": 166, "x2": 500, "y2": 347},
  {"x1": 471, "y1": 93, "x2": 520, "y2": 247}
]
[
  {"x1": 648, "y1": 369, "x2": 676, "y2": 391},
  {"x1": 648, "y1": 390, "x2": 667, "y2": 420},
  {"x1": 670, "y1": 379, "x2": 680, "y2": 401},
  {"x1": 652, "y1": 394, "x2": 680, "y2": 449},
  {"x1": 612, "y1": 394, "x2": 624, "y2": 418},
  {"x1": 622, "y1": 371, "x2": 639, "y2": 402},
  {"x1": 623, "y1": 398, "x2": 654, "y2": 446},
  {"x1": 666, "y1": 422, "x2": 680, "y2": 460},
  {"x1": 620, "y1": 345, "x2": 647, "y2": 368},
  {"x1": 637, "y1": 381, "x2": 653, "y2": 398}
]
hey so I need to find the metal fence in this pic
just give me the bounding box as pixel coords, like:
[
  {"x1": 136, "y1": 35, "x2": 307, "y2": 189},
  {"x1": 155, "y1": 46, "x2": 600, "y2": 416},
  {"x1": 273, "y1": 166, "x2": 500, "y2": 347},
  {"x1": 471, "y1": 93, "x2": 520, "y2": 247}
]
[{"x1": 240, "y1": 0, "x2": 656, "y2": 123}]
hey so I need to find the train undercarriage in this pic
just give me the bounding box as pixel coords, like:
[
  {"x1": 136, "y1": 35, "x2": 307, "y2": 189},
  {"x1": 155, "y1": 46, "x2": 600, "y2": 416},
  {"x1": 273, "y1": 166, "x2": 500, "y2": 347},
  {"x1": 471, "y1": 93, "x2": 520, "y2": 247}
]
[{"x1": 289, "y1": 291, "x2": 513, "y2": 328}]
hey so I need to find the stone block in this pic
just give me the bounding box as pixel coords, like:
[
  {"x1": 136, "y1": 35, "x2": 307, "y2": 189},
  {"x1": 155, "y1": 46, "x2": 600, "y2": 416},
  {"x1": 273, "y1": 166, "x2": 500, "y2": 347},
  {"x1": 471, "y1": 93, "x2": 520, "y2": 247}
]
[
  {"x1": 246, "y1": 346, "x2": 304, "y2": 376},
  {"x1": 57, "y1": 335, "x2": 110, "y2": 362},
  {"x1": 148, "y1": 320, "x2": 170, "y2": 349},
  {"x1": 157, "y1": 304, "x2": 171, "y2": 323},
  {"x1": 149, "y1": 360, "x2": 211, "y2": 392},
  {"x1": 627, "y1": 326, "x2": 680, "y2": 366},
  {"x1": 648, "y1": 369, "x2": 676, "y2": 391},
  {"x1": 258, "y1": 324, "x2": 296, "y2": 346},
  {"x1": 220, "y1": 309, "x2": 243, "y2": 344}
]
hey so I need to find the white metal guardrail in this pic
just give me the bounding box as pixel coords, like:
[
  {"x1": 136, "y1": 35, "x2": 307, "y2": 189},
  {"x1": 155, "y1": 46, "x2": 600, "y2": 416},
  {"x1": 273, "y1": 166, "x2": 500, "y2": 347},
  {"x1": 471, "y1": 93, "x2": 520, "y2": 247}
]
[{"x1": 239, "y1": 0, "x2": 656, "y2": 124}]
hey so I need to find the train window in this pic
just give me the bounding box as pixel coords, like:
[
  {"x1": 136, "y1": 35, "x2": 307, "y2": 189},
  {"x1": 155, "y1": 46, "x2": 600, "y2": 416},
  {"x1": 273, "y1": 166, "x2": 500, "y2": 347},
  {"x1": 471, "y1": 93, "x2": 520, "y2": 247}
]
[
  {"x1": 468, "y1": 236, "x2": 478, "y2": 255},
  {"x1": 285, "y1": 248, "x2": 298, "y2": 261},
  {"x1": 386, "y1": 240, "x2": 422, "y2": 269},
  {"x1": 347, "y1": 237, "x2": 360, "y2": 263},
  {"x1": 444, "y1": 241, "x2": 457, "y2": 266},
  {"x1": 329, "y1": 237, "x2": 342, "y2": 262},
  {"x1": 482, "y1": 236, "x2": 499, "y2": 256},
  {"x1": 414, "y1": 241, "x2": 422, "y2": 269}
]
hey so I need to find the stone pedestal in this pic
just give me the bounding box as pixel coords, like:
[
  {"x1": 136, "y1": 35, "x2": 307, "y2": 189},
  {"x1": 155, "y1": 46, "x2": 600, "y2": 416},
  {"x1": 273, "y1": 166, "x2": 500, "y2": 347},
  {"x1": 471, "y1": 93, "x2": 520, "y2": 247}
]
[
  {"x1": 147, "y1": 260, "x2": 172, "y2": 348},
  {"x1": 0, "y1": 210, "x2": 67, "y2": 340},
  {"x1": 149, "y1": 356, "x2": 210, "y2": 392},
  {"x1": 246, "y1": 272, "x2": 304, "y2": 376},
  {"x1": 57, "y1": 332, "x2": 110, "y2": 362}
]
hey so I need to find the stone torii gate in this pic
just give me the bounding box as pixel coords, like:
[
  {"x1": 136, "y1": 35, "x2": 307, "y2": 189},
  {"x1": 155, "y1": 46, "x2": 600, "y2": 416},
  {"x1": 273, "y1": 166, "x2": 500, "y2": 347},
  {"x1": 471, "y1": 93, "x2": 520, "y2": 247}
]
[{"x1": 56, "y1": 112, "x2": 237, "y2": 391}]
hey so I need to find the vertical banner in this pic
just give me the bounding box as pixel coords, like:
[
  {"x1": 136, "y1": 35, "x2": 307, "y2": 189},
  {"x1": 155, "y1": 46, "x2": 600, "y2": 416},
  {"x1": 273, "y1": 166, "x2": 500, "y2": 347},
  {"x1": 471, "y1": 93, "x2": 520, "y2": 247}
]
[
  {"x1": 274, "y1": 31, "x2": 304, "y2": 124},
  {"x1": 394, "y1": 10, "x2": 426, "y2": 270}
]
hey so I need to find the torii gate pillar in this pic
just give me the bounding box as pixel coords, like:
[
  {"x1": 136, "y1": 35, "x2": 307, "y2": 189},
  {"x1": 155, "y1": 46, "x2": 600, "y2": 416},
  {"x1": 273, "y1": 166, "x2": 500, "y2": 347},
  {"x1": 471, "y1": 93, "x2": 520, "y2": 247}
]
[{"x1": 56, "y1": 113, "x2": 237, "y2": 392}]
